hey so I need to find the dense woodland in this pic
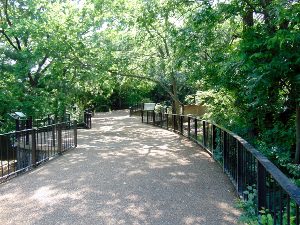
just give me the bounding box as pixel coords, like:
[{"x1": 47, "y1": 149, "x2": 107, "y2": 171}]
[{"x1": 0, "y1": 0, "x2": 299, "y2": 181}]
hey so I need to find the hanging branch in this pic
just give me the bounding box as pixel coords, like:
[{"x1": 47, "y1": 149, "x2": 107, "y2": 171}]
[
  {"x1": 0, "y1": 29, "x2": 19, "y2": 50},
  {"x1": 2, "y1": 0, "x2": 22, "y2": 50},
  {"x1": 32, "y1": 55, "x2": 51, "y2": 86}
]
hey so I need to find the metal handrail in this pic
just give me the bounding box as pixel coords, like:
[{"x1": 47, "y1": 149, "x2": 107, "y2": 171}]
[
  {"x1": 0, "y1": 121, "x2": 77, "y2": 182},
  {"x1": 141, "y1": 110, "x2": 300, "y2": 224}
]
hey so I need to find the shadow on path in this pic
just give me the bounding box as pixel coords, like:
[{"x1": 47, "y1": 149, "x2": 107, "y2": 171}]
[{"x1": 0, "y1": 110, "x2": 241, "y2": 225}]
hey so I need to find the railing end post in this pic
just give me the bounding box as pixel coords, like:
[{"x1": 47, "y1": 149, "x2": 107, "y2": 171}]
[
  {"x1": 74, "y1": 120, "x2": 77, "y2": 147},
  {"x1": 31, "y1": 129, "x2": 37, "y2": 167},
  {"x1": 57, "y1": 123, "x2": 62, "y2": 155}
]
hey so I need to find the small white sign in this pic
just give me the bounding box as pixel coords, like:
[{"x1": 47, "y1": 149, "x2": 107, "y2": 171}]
[
  {"x1": 15, "y1": 112, "x2": 26, "y2": 118},
  {"x1": 144, "y1": 103, "x2": 156, "y2": 111}
]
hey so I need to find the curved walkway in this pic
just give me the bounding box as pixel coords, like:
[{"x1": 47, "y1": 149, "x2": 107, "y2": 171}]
[{"x1": 0, "y1": 111, "x2": 241, "y2": 225}]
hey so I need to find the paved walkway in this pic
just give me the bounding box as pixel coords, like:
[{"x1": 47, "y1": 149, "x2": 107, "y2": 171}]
[{"x1": 0, "y1": 111, "x2": 241, "y2": 225}]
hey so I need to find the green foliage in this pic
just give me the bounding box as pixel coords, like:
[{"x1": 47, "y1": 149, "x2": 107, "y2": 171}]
[{"x1": 236, "y1": 185, "x2": 258, "y2": 224}]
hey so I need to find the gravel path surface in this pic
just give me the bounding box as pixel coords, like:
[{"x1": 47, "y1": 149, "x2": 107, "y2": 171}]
[{"x1": 0, "y1": 110, "x2": 241, "y2": 225}]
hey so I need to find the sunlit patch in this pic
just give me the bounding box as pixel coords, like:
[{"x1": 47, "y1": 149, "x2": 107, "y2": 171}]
[
  {"x1": 125, "y1": 203, "x2": 147, "y2": 220},
  {"x1": 182, "y1": 216, "x2": 206, "y2": 224},
  {"x1": 125, "y1": 194, "x2": 140, "y2": 201},
  {"x1": 216, "y1": 202, "x2": 241, "y2": 223},
  {"x1": 127, "y1": 169, "x2": 147, "y2": 176},
  {"x1": 106, "y1": 199, "x2": 121, "y2": 206},
  {"x1": 157, "y1": 144, "x2": 169, "y2": 150},
  {"x1": 31, "y1": 186, "x2": 81, "y2": 205}
]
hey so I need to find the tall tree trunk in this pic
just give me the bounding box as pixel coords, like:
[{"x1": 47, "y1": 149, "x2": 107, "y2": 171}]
[
  {"x1": 171, "y1": 72, "x2": 181, "y2": 114},
  {"x1": 295, "y1": 104, "x2": 300, "y2": 164}
]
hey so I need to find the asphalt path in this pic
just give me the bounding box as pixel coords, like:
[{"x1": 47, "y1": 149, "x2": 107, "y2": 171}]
[{"x1": 0, "y1": 110, "x2": 241, "y2": 225}]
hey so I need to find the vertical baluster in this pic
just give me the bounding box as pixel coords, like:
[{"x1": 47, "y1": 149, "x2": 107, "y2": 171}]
[
  {"x1": 146, "y1": 111, "x2": 149, "y2": 124},
  {"x1": 57, "y1": 124, "x2": 62, "y2": 155},
  {"x1": 166, "y1": 114, "x2": 169, "y2": 130},
  {"x1": 188, "y1": 117, "x2": 190, "y2": 139},
  {"x1": 32, "y1": 129, "x2": 36, "y2": 167},
  {"x1": 257, "y1": 161, "x2": 267, "y2": 212},
  {"x1": 223, "y1": 131, "x2": 227, "y2": 172},
  {"x1": 203, "y1": 121, "x2": 206, "y2": 147},
  {"x1": 287, "y1": 197, "x2": 290, "y2": 225},
  {"x1": 272, "y1": 178, "x2": 277, "y2": 225},
  {"x1": 160, "y1": 113, "x2": 162, "y2": 127},
  {"x1": 180, "y1": 115, "x2": 183, "y2": 134},
  {"x1": 74, "y1": 121, "x2": 77, "y2": 147},
  {"x1": 237, "y1": 140, "x2": 242, "y2": 194},
  {"x1": 279, "y1": 190, "x2": 283, "y2": 224},
  {"x1": 195, "y1": 118, "x2": 198, "y2": 142},
  {"x1": 212, "y1": 124, "x2": 216, "y2": 152},
  {"x1": 296, "y1": 204, "x2": 299, "y2": 225}
]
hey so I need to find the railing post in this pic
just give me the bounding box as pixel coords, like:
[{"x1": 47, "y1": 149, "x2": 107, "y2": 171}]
[
  {"x1": 129, "y1": 107, "x2": 133, "y2": 117},
  {"x1": 48, "y1": 114, "x2": 51, "y2": 125},
  {"x1": 74, "y1": 120, "x2": 77, "y2": 147},
  {"x1": 153, "y1": 111, "x2": 156, "y2": 125},
  {"x1": 89, "y1": 113, "x2": 92, "y2": 129},
  {"x1": 84, "y1": 112, "x2": 87, "y2": 128},
  {"x1": 57, "y1": 124, "x2": 62, "y2": 155},
  {"x1": 212, "y1": 124, "x2": 216, "y2": 151},
  {"x1": 203, "y1": 121, "x2": 206, "y2": 147},
  {"x1": 180, "y1": 115, "x2": 183, "y2": 134},
  {"x1": 172, "y1": 115, "x2": 175, "y2": 131},
  {"x1": 141, "y1": 110, "x2": 144, "y2": 123},
  {"x1": 188, "y1": 117, "x2": 191, "y2": 138},
  {"x1": 195, "y1": 118, "x2": 198, "y2": 141},
  {"x1": 257, "y1": 161, "x2": 267, "y2": 211},
  {"x1": 160, "y1": 112, "x2": 163, "y2": 127},
  {"x1": 166, "y1": 114, "x2": 169, "y2": 129},
  {"x1": 237, "y1": 140, "x2": 242, "y2": 194},
  {"x1": 31, "y1": 129, "x2": 37, "y2": 167},
  {"x1": 223, "y1": 131, "x2": 227, "y2": 172},
  {"x1": 146, "y1": 111, "x2": 149, "y2": 124},
  {"x1": 52, "y1": 124, "x2": 56, "y2": 147},
  {"x1": 25, "y1": 118, "x2": 31, "y2": 145}
]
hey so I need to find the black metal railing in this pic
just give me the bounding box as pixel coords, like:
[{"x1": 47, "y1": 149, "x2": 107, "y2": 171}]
[
  {"x1": 141, "y1": 110, "x2": 300, "y2": 224},
  {"x1": 0, "y1": 121, "x2": 77, "y2": 182},
  {"x1": 84, "y1": 110, "x2": 92, "y2": 129},
  {"x1": 129, "y1": 103, "x2": 144, "y2": 117}
]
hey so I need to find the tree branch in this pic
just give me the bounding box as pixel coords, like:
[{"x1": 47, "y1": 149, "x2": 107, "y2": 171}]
[
  {"x1": 149, "y1": 24, "x2": 170, "y2": 57},
  {"x1": 28, "y1": 72, "x2": 35, "y2": 87},
  {"x1": 2, "y1": 0, "x2": 22, "y2": 50},
  {"x1": 36, "y1": 55, "x2": 49, "y2": 74},
  {"x1": 40, "y1": 61, "x2": 52, "y2": 74},
  {"x1": 0, "y1": 29, "x2": 19, "y2": 50},
  {"x1": 33, "y1": 55, "x2": 50, "y2": 85},
  {"x1": 3, "y1": 0, "x2": 12, "y2": 26},
  {"x1": 14, "y1": 37, "x2": 22, "y2": 50}
]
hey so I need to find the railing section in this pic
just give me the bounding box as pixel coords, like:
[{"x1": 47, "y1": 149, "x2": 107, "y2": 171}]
[
  {"x1": 0, "y1": 121, "x2": 77, "y2": 182},
  {"x1": 129, "y1": 103, "x2": 144, "y2": 117},
  {"x1": 84, "y1": 111, "x2": 92, "y2": 129},
  {"x1": 141, "y1": 110, "x2": 300, "y2": 224}
]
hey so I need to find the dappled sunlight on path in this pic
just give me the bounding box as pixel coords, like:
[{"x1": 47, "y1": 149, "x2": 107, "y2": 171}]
[{"x1": 0, "y1": 110, "x2": 241, "y2": 225}]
